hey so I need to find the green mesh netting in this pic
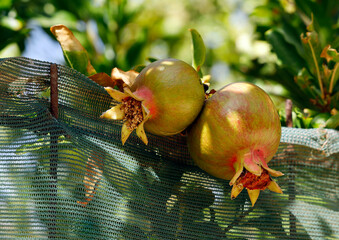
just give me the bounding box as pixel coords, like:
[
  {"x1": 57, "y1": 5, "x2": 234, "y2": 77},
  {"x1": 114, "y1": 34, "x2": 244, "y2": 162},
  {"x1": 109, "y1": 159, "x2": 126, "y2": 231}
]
[{"x1": 0, "y1": 57, "x2": 338, "y2": 239}]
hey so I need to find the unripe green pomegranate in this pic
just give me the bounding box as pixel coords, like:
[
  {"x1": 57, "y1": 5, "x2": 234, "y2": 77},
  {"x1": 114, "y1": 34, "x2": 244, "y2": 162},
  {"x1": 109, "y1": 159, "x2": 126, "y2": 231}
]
[
  {"x1": 101, "y1": 58, "x2": 205, "y2": 145},
  {"x1": 187, "y1": 82, "x2": 283, "y2": 206}
]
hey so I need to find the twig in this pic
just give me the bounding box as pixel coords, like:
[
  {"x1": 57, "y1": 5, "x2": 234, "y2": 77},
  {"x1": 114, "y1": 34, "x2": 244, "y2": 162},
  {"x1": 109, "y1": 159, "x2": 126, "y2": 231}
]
[{"x1": 285, "y1": 99, "x2": 293, "y2": 128}]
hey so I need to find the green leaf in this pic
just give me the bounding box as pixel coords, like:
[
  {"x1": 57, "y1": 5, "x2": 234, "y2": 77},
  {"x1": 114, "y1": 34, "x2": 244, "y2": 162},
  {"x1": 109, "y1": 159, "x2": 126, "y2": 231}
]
[
  {"x1": 324, "y1": 48, "x2": 339, "y2": 63},
  {"x1": 321, "y1": 46, "x2": 339, "y2": 94},
  {"x1": 300, "y1": 30, "x2": 324, "y2": 98},
  {"x1": 310, "y1": 113, "x2": 331, "y2": 128},
  {"x1": 302, "y1": 117, "x2": 313, "y2": 129},
  {"x1": 63, "y1": 50, "x2": 92, "y2": 75},
  {"x1": 325, "y1": 113, "x2": 339, "y2": 129},
  {"x1": 0, "y1": 0, "x2": 11, "y2": 10},
  {"x1": 251, "y1": 5, "x2": 275, "y2": 26},
  {"x1": 278, "y1": 21, "x2": 304, "y2": 57},
  {"x1": 301, "y1": 31, "x2": 322, "y2": 76},
  {"x1": 50, "y1": 25, "x2": 96, "y2": 76},
  {"x1": 266, "y1": 29, "x2": 305, "y2": 76},
  {"x1": 294, "y1": 68, "x2": 318, "y2": 99},
  {"x1": 190, "y1": 29, "x2": 206, "y2": 74}
]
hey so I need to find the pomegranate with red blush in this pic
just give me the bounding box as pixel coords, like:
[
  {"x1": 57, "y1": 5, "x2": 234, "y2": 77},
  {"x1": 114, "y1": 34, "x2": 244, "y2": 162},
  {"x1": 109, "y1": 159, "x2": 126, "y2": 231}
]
[
  {"x1": 187, "y1": 82, "x2": 283, "y2": 206},
  {"x1": 101, "y1": 58, "x2": 205, "y2": 145}
]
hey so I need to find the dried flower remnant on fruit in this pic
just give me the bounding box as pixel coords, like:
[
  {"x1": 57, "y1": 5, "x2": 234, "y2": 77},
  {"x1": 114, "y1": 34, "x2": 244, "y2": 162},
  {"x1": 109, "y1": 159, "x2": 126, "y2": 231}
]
[
  {"x1": 230, "y1": 165, "x2": 283, "y2": 206},
  {"x1": 205, "y1": 89, "x2": 216, "y2": 99},
  {"x1": 237, "y1": 169, "x2": 271, "y2": 190},
  {"x1": 122, "y1": 97, "x2": 144, "y2": 130},
  {"x1": 100, "y1": 86, "x2": 149, "y2": 145}
]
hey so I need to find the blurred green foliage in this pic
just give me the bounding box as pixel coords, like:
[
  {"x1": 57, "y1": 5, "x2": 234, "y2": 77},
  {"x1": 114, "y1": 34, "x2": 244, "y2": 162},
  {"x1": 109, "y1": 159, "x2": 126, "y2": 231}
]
[{"x1": 0, "y1": 0, "x2": 338, "y2": 128}]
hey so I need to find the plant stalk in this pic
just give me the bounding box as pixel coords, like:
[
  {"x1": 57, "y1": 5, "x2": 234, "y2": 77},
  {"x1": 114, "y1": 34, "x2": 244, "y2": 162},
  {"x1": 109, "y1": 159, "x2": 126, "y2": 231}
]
[
  {"x1": 308, "y1": 41, "x2": 324, "y2": 99},
  {"x1": 329, "y1": 62, "x2": 339, "y2": 94}
]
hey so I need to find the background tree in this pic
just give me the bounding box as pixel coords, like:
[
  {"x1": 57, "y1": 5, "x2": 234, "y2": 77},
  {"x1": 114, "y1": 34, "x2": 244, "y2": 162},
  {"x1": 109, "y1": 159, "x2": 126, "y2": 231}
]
[{"x1": 1, "y1": 0, "x2": 338, "y2": 128}]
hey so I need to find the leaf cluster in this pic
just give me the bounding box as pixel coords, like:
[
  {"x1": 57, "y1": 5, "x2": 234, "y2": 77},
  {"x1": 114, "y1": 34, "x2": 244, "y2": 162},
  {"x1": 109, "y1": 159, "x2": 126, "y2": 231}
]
[{"x1": 249, "y1": 0, "x2": 339, "y2": 129}]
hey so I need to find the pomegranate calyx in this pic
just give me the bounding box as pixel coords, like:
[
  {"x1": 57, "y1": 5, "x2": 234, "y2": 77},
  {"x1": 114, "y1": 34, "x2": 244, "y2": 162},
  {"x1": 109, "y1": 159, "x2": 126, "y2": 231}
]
[
  {"x1": 104, "y1": 86, "x2": 130, "y2": 101},
  {"x1": 230, "y1": 167, "x2": 283, "y2": 206},
  {"x1": 229, "y1": 164, "x2": 243, "y2": 187},
  {"x1": 101, "y1": 86, "x2": 150, "y2": 145},
  {"x1": 247, "y1": 189, "x2": 260, "y2": 207},
  {"x1": 100, "y1": 103, "x2": 125, "y2": 120},
  {"x1": 231, "y1": 183, "x2": 244, "y2": 200},
  {"x1": 262, "y1": 165, "x2": 284, "y2": 177},
  {"x1": 267, "y1": 180, "x2": 283, "y2": 194}
]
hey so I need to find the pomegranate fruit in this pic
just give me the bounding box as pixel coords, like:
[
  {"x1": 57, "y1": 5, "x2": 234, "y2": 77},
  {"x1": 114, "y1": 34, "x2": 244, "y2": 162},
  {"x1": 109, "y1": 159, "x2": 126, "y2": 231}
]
[
  {"x1": 101, "y1": 58, "x2": 205, "y2": 145},
  {"x1": 187, "y1": 82, "x2": 283, "y2": 206}
]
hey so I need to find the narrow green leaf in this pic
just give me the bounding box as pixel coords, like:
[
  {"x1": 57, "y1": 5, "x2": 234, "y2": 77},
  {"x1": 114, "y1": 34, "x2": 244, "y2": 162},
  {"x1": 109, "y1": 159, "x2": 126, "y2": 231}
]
[
  {"x1": 278, "y1": 21, "x2": 304, "y2": 57},
  {"x1": 266, "y1": 29, "x2": 305, "y2": 76},
  {"x1": 189, "y1": 29, "x2": 206, "y2": 73}
]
